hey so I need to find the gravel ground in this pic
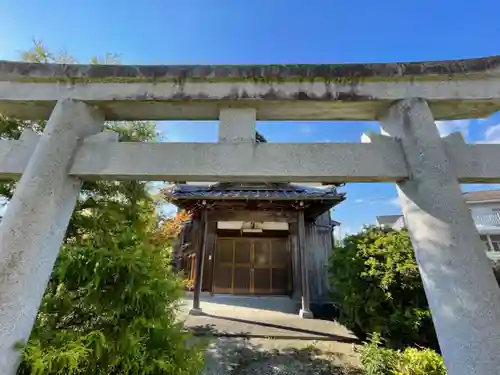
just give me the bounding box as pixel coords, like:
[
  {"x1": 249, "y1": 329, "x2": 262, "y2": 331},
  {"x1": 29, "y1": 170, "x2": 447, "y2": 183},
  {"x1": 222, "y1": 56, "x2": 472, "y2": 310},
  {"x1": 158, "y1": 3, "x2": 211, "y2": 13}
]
[
  {"x1": 200, "y1": 336, "x2": 361, "y2": 375},
  {"x1": 180, "y1": 294, "x2": 361, "y2": 374}
]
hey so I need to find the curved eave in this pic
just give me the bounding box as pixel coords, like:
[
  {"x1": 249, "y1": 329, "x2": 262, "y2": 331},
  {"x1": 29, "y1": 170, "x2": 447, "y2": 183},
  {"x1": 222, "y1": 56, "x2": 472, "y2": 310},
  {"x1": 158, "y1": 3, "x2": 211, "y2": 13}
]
[
  {"x1": 2, "y1": 56, "x2": 500, "y2": 121},
  {"x1": 169, "y1": 195, "x2": 344, "y2": 219},
  {"x1": 167, "y1": 195, "x2": 346, "y2": 203}
]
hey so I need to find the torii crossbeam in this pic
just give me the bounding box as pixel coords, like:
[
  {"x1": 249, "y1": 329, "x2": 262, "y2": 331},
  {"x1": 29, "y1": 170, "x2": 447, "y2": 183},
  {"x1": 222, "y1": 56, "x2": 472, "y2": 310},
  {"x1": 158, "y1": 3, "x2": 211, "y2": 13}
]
[{"x1": 1, "y1": 58, "x2": 500, "y2": 375}]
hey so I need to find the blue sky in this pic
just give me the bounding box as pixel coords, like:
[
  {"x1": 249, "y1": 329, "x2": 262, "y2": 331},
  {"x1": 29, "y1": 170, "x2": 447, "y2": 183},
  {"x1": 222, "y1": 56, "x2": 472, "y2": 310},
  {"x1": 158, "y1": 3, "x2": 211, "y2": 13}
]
[{"x1": 1, "y1": 0, "x2": 500, "y2": 234}]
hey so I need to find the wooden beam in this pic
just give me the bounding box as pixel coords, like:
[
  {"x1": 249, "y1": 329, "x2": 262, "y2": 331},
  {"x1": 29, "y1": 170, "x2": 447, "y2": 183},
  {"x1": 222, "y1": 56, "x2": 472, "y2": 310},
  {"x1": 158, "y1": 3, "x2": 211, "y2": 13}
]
[
  {"x1": 208, "y1": 210, "x2": 296, "y2": 223},
  {"x1": 297, "y1": 208, "x2": 313, "y2": 318},
  {"x1": 191, "y1": 210, "x2": 208, "y2": 314}
]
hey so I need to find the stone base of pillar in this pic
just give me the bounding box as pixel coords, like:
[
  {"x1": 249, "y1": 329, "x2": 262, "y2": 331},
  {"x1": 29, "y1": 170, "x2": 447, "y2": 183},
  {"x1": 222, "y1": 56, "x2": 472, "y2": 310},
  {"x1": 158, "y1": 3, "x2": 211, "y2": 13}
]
[
  {"x1": 299, "y1": 309, "x2": 314, "y2": 319},
  {"x1": 188, "y1": 308, "x2": 204, "y2": 316}
]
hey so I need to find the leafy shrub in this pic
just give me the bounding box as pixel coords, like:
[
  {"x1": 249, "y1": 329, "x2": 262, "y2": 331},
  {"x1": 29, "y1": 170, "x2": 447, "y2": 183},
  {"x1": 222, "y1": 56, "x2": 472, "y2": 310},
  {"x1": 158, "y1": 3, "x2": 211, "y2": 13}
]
[
  {"x1": 359, "y1": 334, "x2": 399, "y2": 375},
  {"x1": 360, "y1": 334, "x2": 446, "y2": 375},
  {"x1": 17, "y1": 189, "x2": 204, "y2": 375},
  {"x1": 183, "y1": 278, "x2": 195, "y2": 291},
  {"x1": 396, "y1": 347, "x2": 446, "y2": 375},
  {"x1": 330, "y1": 226, "x2": 438, "y2": 349},
  {"x1": 3, "y1": 42, "x2": 205, "y2": 374}
]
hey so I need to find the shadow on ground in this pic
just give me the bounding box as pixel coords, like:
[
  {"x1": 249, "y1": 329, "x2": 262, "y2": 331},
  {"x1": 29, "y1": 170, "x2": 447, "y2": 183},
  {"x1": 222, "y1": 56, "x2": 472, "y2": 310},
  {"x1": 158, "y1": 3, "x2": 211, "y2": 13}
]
[
  {"x1": 187, "y1": 324, "x2": 361, "y2": 375},
  {"x1": 190, "y1": 315, "x2": 359, "y2": 343}
]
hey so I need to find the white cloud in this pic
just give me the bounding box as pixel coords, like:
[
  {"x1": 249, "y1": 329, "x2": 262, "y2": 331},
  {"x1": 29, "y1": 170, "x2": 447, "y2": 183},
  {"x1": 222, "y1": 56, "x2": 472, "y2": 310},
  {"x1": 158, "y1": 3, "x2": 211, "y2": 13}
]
[
  {"x1": 483, "y1": 124, "x2": 500, "y2": 143},
  {"x1": 159, "y1": 203, "x2": 177, "y2": 218},
  {"x1": 435, "y1": 120, "x2": 470, "y2": 138},
  {"x1": 475, "y1": 124, "x2": 500, "y2": 144},
  {"x1": 387, "y1": 197, "x2": 400, "y2": 207},
  {"x1": 339, "y1": 225, "x2": 363, "y2": 239},
  {"x1": 351, "y1": 197, "x2": 399, "y2": 206},
  {"x1": 299, "y1": 125, "x2": 312, "y2": 134},
  {"x1": 340, "y1": 226, "x2": 351, "y2": 235}
]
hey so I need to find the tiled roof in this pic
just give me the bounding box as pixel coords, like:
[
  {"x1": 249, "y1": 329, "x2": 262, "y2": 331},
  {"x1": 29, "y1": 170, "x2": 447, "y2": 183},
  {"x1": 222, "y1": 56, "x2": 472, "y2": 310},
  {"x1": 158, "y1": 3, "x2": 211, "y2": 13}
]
[
  {"x1": 165, "y1": 182, "x2": 345, "y2": 201},
  {"x1": 463, "y1": 189, "x2": 500, "y2": 202}
]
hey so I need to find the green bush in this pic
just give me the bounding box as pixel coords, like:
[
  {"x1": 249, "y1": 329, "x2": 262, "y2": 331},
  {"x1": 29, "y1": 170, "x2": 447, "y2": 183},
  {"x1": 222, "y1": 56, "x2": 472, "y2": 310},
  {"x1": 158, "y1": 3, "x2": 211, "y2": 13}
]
[
  {"x1": 396, "y1": 347, "x2": 446, "y2": 375},
  {"x1": 359, "y1": 334, "x2": 399, "y2": 375},
  {"x1": 16, "y1": 185, "x2": 204, "y2": 375},
  {"x1": 360, "y1": 334, "x2": 446, "y2": 375},
  {"x1": 2, "y1": 42, "x2": 205, "y2": 374},
  {"x1": 330, "y1": 226, "x2": 438, "y2": 349}
]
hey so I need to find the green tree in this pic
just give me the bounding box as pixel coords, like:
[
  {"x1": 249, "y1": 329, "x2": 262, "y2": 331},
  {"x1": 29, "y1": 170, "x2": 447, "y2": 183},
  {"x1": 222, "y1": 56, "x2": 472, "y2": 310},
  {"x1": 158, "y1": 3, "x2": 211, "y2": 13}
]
[
  {"x1": 329, "y1": 226, "x2": 438, "y2": 350},
  {"x1": 0, "y1": 42, "x2": 203, "y2": 374},
  {"x1": 17, "y1": 185, "x2": 203, "y2": 374}
]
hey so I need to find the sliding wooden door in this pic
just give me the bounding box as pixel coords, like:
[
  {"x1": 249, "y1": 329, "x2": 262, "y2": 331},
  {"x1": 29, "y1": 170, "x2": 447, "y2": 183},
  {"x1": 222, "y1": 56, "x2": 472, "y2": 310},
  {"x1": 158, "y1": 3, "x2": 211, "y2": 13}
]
[{"x1": 213, "y1": 237, "x2": 290, "y2": 295}]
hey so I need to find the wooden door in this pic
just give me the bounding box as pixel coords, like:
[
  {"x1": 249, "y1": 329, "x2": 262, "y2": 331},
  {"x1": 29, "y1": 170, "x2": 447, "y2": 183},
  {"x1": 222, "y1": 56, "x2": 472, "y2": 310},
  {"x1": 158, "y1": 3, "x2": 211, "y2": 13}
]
[
  {"x1": 213, "y1": 238, "x2": 234, "y2": 293},
  {"x1": 213, "y1": 237, "x2": 290, "y2": 295},
  {"x1": 252, "y1": 239, "x2": 272, "y2": 294},
  {"x1": 233, "y1": 238, "x2": 252, "y2": 294},
  {"x1": 269, "y1": 239, "x2": 289, "y2": 294}
]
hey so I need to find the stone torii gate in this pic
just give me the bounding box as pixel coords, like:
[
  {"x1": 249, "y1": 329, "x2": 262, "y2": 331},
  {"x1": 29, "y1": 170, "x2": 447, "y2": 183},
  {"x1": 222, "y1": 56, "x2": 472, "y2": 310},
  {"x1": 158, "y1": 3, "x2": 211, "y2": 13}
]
[{"x1": 1, "y1": 58, "x2": 500, "y2": 375}]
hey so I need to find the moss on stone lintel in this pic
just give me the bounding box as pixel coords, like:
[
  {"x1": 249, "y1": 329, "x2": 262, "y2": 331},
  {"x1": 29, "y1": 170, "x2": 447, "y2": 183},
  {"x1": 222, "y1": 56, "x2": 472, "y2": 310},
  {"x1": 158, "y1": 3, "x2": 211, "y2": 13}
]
[{"x1": 1, "y1": 56, "x2": 500, "y2": 84}]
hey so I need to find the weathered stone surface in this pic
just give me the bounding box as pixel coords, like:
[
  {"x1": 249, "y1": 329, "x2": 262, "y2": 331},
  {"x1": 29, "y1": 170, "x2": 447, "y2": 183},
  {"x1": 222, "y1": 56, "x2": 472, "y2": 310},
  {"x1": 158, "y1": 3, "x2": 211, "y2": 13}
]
[
  {"x1": 67, "y1": 141, "x2": 409, "y2": 182},
  {"x1": 2, "y1": 130, "x2": 500, "y2": 184},
  {"x1": 0, "y1": 99, "x2": 106, "y2": 374},
  {"x1": 442, "y1": 132, "x2": 500, "y2": 183},
  {"x1": 381, "y1": 98, "x2": 500, "y2": 375},
  {"x1": 2, "y1": 56, "x2": 500, "y2": 83},
  {"x1": 218, "y1": 108, "x2": 256, "y2": 143},
  {"x1": 0, "y1": 129, "x2": 40, "y2": 178},
  {"x1": 1, "y1": 57, "x2": 500, "y2": 120}
]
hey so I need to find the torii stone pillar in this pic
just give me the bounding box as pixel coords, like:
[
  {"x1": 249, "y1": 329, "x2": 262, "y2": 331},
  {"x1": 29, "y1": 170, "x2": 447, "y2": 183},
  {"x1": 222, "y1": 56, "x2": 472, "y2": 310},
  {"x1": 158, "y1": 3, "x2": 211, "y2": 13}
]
[
  {"x1": 0, "y1": 99, "x2": 105, "y2": 374},
  {"x1": 380, "y1": 98, "x2": 500, "y2": 375}
]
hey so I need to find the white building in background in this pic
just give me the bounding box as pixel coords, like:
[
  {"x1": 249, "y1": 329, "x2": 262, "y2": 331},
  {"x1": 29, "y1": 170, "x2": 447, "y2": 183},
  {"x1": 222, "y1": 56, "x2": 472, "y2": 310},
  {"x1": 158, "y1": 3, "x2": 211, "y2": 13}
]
[{"x1": 377, "y1": 190, "x2": 500, "y2": 261}]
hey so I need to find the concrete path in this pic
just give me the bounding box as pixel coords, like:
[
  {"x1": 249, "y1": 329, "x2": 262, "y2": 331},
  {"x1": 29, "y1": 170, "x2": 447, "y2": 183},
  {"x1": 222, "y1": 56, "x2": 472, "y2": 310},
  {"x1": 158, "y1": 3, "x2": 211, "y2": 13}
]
[{"x1": 180, "y1": 294, "x2": 361, "y2": 374}]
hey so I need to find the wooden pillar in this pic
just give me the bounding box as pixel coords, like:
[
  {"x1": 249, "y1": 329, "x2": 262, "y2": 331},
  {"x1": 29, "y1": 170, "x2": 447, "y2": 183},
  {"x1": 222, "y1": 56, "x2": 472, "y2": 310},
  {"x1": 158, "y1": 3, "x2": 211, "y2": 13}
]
[
  {"x1": 190, "y1": 255, "x2": 196, "y2": 281},
  {"x1": 190, "y1": 208, "x2": 208, "y2": 315},
  {"x1": 297, "y1": 207, "x2": 313, "y2": 319}
]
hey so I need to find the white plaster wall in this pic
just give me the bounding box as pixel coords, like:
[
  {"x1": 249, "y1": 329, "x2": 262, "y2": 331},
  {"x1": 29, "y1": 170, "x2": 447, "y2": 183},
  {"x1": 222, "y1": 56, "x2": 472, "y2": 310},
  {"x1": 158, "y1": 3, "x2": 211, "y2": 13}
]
[
  {"x1": 468, "y1": 202, "x2": 500, "y2": 216},
  {"x1": 216, "y1": 221, "x2": 289, "y2": 230},
  {"x1": 468, "y1": 202, "x2": 500, "y2": 235}
]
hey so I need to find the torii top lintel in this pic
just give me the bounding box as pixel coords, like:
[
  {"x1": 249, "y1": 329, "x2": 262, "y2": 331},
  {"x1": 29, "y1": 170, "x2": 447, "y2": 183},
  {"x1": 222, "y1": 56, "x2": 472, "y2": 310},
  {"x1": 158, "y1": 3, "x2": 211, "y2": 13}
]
[{"x1": 1, "y1": 56, "x2": 500, "y2": 121}]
